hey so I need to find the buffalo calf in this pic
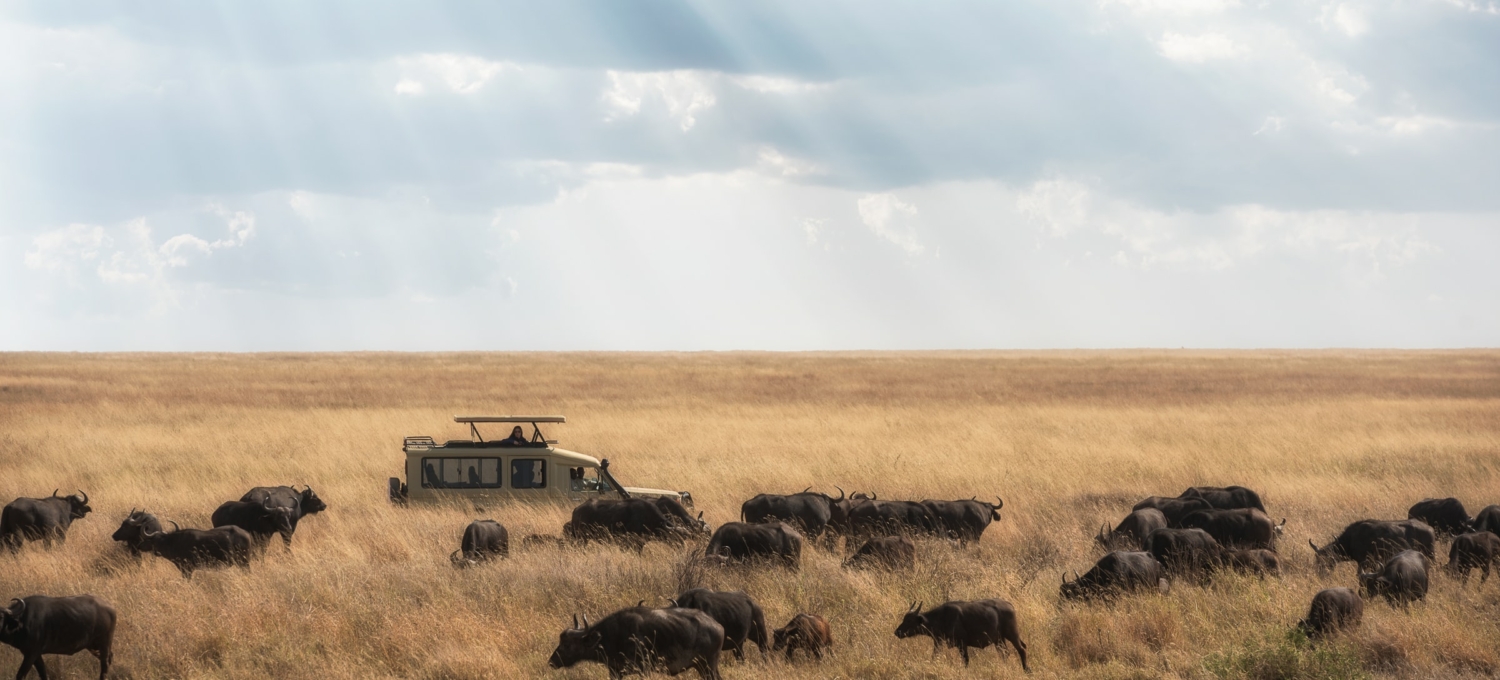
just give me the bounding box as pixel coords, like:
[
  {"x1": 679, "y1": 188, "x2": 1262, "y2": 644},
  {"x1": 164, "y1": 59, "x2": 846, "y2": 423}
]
[
  {"x1": 1445, "y1": 531, "x2": 1500, "y2": 584},
  {"x1": 772, "y1": 613, "x2": 831, "y2": 661},
  {"x1": 1298, "y1": 588, "x2": 1362, "y2": 640},
  {"x1": 1359, "y1": 550, "x2": 1430, "y2": 608},
  {"x1": 843, "y1": 536, "x2": 916, "y2": 570},
  {"x1": 894, "y1": 600, "x2": 1027, "y2": 670},
  {"x1": 1, "y1": 595, "x2": 116, "y2": 680}
]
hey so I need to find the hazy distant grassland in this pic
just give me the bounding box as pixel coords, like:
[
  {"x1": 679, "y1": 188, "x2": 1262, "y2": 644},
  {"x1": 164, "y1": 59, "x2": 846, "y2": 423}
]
[{"x1": 3, "y1": 351, "x2": 1500, "y2": 679}]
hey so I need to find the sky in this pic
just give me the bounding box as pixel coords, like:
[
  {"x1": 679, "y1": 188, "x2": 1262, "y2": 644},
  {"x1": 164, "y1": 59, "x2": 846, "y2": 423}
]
[{"x1": 3, "y1": 0, "x2": 1498, "y2": 351}]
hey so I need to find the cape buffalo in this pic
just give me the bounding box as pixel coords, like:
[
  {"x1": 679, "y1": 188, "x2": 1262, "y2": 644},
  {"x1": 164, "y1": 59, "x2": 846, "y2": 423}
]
[
  {"x1": 211, "y1": 498, "x2": 297, "y2": 553},
  {"x1": 1445, "y1": 531, "x2": 1500, "y2": 583},
  {"x1": 564, "y1": 498, "x2": 690, "y2": 550},
  {"x1": 1177, "y1": 508, "x2": 1283, "y2": 550},
  {"x1": 1408, "y1": 497, "x2": 1473, "y2": 537},
  {"x1": 1298, "y1": 588, "x2": 1362, "y2": 640},
  {"x1": 1, "y1": 490, "x2": 92, "y2": 553},
  {"x1": 136, "y1": 520, "x2": 254, "y2": 578},
  {"x1": 450, "y1": 519, "x2": 509, "y2": 567},
  {"x1": 1220, "y1": 549, "x2": 1282, "y2": 578},
  {"x1": 846, "y1": 500, "x2": 940, "y2": 538},
  {"x1": 671, "y1": 589, "x2": 768, "y2": 661},
  {"x1": 772, "y1": 613, "x2": 831, "y2": 661},
  {"x1": 1061, "y1": 551, "x2": 1167, "y2": 601},
  {"x1": 548, "y1": 607, "x2": 724, "y2": 679},
  {"x1": 1311, "y1": 519, "x2": 1436, "y2": 573},
  {"x1": 1146, "y1": 528, "x2": 1223, "y2": 578},
  {"x1": 1179, "y1": 485, "x2": 1266, "y2": 512},
  {"x1": 894, "y1": 600, "x2": 1027, "y2": 670},
  {"x1": 705, "y1": 522, "x2": 803, "y2": 568},
  {"x1": 111, "y1": 509, "x2": 163, "y2": 559},
  {"x1": 741, "y1": 488, "x2": 845, "y2": 541},
  {"x1": 843, "y1": 536, "x2": 916, "y2": 570},
  {"x1": 653, "y1": 497, "x2": 710, "y2": 537},
  {"x1": 1474, "y1": 505, "x2": 1500, "y2": 536},
  {"x1": 1132, "y1": 496, "x2": 1212, "y2": 526},
  {"x1": 241, "y1": 485, "x2": 328, "y2": 543},
  {"x1": 1, "y1": 595, "x2": 116, "y2": 680},
  {"x1": 1096, "y1": 508, "x2": 1168, "y2": 551},
  {"x1": 920, "y1": 497, "x2": 1004, "y2": 546},
  {"x1": 1359, "y1": 549, "x2": 1430, "y2": 607}
]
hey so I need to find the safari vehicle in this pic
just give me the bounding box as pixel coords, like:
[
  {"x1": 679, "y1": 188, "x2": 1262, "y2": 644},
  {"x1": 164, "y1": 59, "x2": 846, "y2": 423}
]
[{"x1": 388, "y1": 416, "x2": 693, "y2": 507}]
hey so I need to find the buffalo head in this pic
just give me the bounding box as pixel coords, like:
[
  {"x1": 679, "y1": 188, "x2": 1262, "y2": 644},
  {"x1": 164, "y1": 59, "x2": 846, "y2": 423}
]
[
  {"x1": 548, "y1": 614, "x2": 600, "y2": 669},
  {"x1": 112, "y1": 508, "x2": 157, "y2": 548},
  {"x1": 893, "y1": 602, "x2": 927, "y2": 639},
  {"x1": 1309, "y1": 539, "x2": 1340, "y2": 574},
  {"x1": 298, "y1": 486, "x2": 328, "y2": 514},
  {"x1": 61, "y1": 489, "x2": 92, "y2": 519},
  {"x1": 1, "y1": 599, "x2": 24, "y2": 636}
]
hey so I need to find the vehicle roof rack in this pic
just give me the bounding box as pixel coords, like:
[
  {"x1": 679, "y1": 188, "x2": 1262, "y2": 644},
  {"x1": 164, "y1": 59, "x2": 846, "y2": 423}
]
[{"x1": 454, "y1": 415, "x2": 566, "y2": 424}]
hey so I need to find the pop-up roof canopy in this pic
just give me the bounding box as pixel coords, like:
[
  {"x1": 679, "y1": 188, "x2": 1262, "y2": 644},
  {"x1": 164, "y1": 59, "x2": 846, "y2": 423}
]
[{"x1": 453, "y1": 416, "x2": 566, "y2": 423}]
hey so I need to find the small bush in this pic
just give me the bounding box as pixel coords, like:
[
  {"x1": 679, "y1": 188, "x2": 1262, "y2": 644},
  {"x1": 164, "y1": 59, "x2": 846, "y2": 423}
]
[{"x1": 1205, "y1": 628, "x2": 1369, "y2": 680}]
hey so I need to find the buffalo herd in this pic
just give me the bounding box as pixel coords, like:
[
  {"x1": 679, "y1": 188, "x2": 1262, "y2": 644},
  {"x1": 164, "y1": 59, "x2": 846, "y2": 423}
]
[{"x1": 5, "y1": 483, "x2": 1500, "y2": 677}]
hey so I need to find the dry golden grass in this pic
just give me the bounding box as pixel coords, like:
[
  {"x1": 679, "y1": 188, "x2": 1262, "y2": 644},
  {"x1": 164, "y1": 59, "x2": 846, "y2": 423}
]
[{"x1": 2, "y1": 351, "x2": 1499, "y2": 679}]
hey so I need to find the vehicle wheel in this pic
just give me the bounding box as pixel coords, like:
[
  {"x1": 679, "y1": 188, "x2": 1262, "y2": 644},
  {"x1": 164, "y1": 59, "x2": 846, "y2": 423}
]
[{"x1": 388, "y1": 477, "x2": 407, "y2": 505}]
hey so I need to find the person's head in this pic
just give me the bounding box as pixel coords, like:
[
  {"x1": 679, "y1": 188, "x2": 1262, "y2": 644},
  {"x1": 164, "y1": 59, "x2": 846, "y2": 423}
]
[{"x1": 511, "y1": 426, "x2": 525, "y2": 439}]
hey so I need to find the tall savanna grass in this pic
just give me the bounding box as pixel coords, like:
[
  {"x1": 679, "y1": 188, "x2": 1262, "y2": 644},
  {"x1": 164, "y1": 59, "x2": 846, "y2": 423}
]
[{"x1": 1, "y1": 351, "x2": 1498, "y2": 678}]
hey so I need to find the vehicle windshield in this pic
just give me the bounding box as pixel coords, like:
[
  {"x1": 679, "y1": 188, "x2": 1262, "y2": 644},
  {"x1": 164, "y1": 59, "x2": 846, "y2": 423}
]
[{"x1": 569, "y1": 467, "x2": 614, "y2": 493}]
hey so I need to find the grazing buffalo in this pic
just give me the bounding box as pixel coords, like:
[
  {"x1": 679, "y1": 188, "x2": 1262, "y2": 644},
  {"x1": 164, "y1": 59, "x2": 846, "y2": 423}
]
[
  {"x1": 741, "y1": 488, "x2": 846, "y2": 541},
  {"x1": 134, "y1": 520, "x2": 254, "y2": 578},
  {"x1": 1298, "y1": 588, "x2": 1363, "y2": 640},
  {"x1": 548, "y1": 607, "x2": 724, "y2": 679},
  {"x1": 564, "y1": 498, "x2": 691, "y2": 549},
  {"x1": 1179, "y1": 486, "x2": 1266, "y2": 512},
  {"x1": 211, "y1": 499, "x2": 297, "y2": 553},
  {"x1": 1473, "y1": 505, "x2": 1500, "y2": 536},
  {"x1": 845, "y1": 500, "x2": 940, "y2": 538},
  {"x1": 671, "y1": 589, "x2": 768, "y2": 661},
  {"x1": 652, "y1": 497, "x2": 710, "y2": 537},
  {"x1": 0, "y1": 490, "x2": 93, "y2": 553},
  {"x1": 1146, "y1": 528, "x2": 1223, "y2": 577},
  {"x1": 843, "y1": 536, "x2": 916, "y2": 570},
  {"x1": 450, "y1": 519, "x2": 509, "y2": 567},
  {"x1": 1311, "y1": 519, "x2": 1436, "y2": 573},
  {"x1": 1408, "y1": 497, "x2": 1473, "y2": 537},
  {"x1": 705, "y1": 522, "x2": 803, "y2": 568},
  {"x1": 1, "y1": 595, "x2": 116, "y2": 680},
  {"x1": 894, "y1": 600, "x2": 1028, "y2": 670},
  {"x1": 1445, "y1": 531, "x2": 1500, "y2": 583},
  {"x1": 111, "y1": 509, "x2": 164, "y2": 559},
  {"x1": 1177, "y1": 508, "x2": 1283, "y2": 550},
  {"x1": 1359, "y1": 550, "x2": 1430, "y2": 607},
  {"x1": 772, "y1": 614, "x2": 832, "y2": 661},
  {"x1": 1132, "y1": 496, "x2": 1213, "y2": 526},
  {"x1": 1220, "y1": 549, "x2": 1282, "y2": 578},
  {"x1": 1095, "y1": 508, "x2": 1168, "y2": 551},
  {"x1": 920, "y1": 497, "x2": 1004, "y2": 546},
  {"x1": 1061, "y1": 551, "x2": 1167, "y2": 601}
]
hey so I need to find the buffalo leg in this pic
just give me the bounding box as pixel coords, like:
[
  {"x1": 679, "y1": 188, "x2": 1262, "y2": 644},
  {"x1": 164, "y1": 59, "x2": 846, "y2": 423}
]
[
  {"x1": 98, "y1": 644, "x2": 111, "y2": 680},
  {"x1": 1483, "y1": 560, "x2": 1492, "y2": 584},
  {"x1": 1007, "y1": 635, "x2": 1029, "y2": 672},
  {"x1": 958, "y1": 644, "x2": 970, "y2": 666}
]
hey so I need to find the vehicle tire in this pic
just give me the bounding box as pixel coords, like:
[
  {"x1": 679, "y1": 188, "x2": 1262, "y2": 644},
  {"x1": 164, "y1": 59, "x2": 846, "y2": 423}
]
[{"x1": 388, "y1": 477, "x2": 407, "y2": 505}]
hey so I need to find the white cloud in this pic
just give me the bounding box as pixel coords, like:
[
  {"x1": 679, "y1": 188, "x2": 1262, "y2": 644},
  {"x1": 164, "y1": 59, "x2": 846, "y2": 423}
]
[
  {"x1": 1157, "y1": 32, "x2": 1245, "y2": 62},
  {"x1": 802, "y1": 217, "x2": 828, "y2": 249},
  {"x1": 1102, "y1": 0, "x2": 1239, "y2": 14},
  {"x1": 392, "y1": 53, "x2": 516, "y2": 95},
  {"x1": 23, "y1": 224, "x2": 111, "y2": 276},
  {"x1": 856, "y1": 193, "x2": 925, "y2": 255},
  {"x1": 602, "y1": 70, "x2": 717, "y2": 131},
  {"x1": 1017, "y1": 179, "x2": 1093, "y2": 237},
  {"x1": 1253, "y1": 116, "x2": 1287, "y2": 135},
  {"x1": 757, "y1": 146, "x2": 825, "y2": 178},
  {"x1": 731, "y1": 75, "x2": 832, "y2": 94},
  {"x1": 1321, "y1": 3, "x2": 1370, "y2": 37}
]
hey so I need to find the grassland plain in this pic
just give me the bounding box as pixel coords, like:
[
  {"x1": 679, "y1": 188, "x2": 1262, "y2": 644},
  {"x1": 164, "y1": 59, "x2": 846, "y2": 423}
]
[{"x1": 2, "y1": 351, "x2": 1499, "y2": 679}]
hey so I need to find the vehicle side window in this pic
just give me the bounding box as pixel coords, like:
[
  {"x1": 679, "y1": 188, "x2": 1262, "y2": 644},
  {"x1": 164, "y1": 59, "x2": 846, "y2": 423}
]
[
  {"x1": 511, "y1": 459, "x2": 547, "y2": 489},
  {"x1": 421, "y1": 458, "x2": 501, "y2": 488}
]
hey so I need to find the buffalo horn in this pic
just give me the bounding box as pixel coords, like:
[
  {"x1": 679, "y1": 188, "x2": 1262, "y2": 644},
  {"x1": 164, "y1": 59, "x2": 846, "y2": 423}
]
[
  {"x1": 915, "y1": 601, "x2": 922, "y2": 612},
  {"x1": 637, "y1": 600, "x2": 645, "y2": 607},
  {"x1": 78, "y1": 489, "x2": 88, "y2": 505},
  {"x1": 168, "y1": 520, "x2": 180, "y2": 533},
  {"x1": 581, "y1": 614, "x2": 590, "y2": 628},
  {"x1": 871, "y1": 491, "x2": 878, "y2": 500},
  {"x1": 1308, "y1": 539, "x2": 1318, "y2": 552},
  {"x1": 1279, "y1": 518, "x2": 1287, "y2": 527},
  {"x1": 7, "y1": 599, "x2": 23, "y2": 616},
  {"x1": 834, "y1": 486, "x2": 845, "y2": 501},
  {"x1": 449, "y1": 550, "x2": 462, "y2": 562},
  {"x1": 1062, "y1": 571, "x2": 1069, "y2": 585},
  {"x1": 51, "y1": 489, "x2": 59, "y2": 498},
  {"x1": 803, "y1": 486, "x2": 812, "y2": 493},
  {"x1": 572, "y1": 614, "x2": 579, "y2": 629}
]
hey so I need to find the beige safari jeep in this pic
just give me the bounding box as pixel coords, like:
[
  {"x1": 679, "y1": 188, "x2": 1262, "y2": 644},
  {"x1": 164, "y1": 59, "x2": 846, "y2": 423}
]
[{"x1": 388, "y1": 416, "x2": 692, "y2": 507}]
